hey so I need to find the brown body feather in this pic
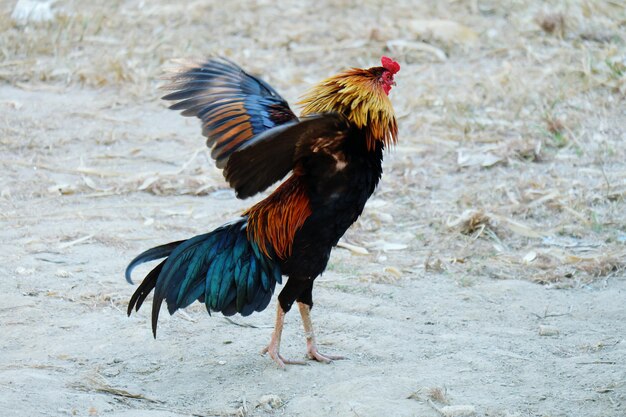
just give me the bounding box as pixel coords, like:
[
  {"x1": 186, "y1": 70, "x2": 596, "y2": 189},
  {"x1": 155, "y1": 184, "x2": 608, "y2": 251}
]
[{"x1": 245, "y1": 175, "x2": 312, "y2": 259}]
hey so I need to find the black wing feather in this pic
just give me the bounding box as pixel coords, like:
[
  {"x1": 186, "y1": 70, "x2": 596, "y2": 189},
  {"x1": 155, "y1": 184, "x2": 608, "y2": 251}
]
[{"x1": 224, "y1": 113, "x2": 350, "y2": 198}]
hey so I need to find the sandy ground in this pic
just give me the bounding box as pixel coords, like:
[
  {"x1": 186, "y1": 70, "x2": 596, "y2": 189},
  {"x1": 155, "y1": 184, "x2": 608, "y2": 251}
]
[{"x1": 1, "y1": 1, "x2": 626, "y2": 416}]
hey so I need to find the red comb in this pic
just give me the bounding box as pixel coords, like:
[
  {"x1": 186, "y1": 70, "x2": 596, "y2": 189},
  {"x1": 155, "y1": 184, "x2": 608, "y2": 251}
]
[{"x1": 381, "y1": 56, "x2": 400, "y2": 74}]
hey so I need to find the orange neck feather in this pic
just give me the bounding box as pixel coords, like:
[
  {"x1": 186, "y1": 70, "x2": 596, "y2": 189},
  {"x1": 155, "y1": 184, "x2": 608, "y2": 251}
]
[{"x1": 244, "y1": 175, "x2": 312, "y2": 259}]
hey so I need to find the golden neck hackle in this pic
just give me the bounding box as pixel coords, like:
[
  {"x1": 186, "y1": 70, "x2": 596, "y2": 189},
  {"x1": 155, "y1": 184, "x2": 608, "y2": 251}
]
[{"x1": 297, "y1": 68, "x2": 398, "y2": 151}]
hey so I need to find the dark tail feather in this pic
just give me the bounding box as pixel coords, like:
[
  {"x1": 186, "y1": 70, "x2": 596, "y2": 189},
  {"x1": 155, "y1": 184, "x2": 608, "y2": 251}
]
[
  {"x1": 124, "y1": 218, "x2": 281, "y2": 337},
  {"x1": 127, "y1": 259, "x2": 165, "y2": 317},
  {"x1": 125, "y1": 240, "x2": 184, "y2": 284}
]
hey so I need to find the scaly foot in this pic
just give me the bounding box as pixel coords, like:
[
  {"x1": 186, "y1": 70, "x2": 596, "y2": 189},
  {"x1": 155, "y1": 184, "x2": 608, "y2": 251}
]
[
  {"x1": 261, "y1": 343, "x2": 307, "y2": 369},
  {"x1": 261, "y1": 304, "x2": 308, "y2": 369}
]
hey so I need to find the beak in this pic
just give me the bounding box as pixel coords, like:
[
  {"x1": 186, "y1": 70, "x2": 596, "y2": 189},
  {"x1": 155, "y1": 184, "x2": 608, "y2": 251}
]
[{"x1": 392, "y1": 81, "x2": 397, "y2": 86}]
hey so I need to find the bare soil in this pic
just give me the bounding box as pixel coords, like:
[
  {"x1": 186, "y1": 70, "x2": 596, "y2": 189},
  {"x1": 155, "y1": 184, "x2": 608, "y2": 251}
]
[{"x1": 1, "y1": 1, "x2": 625, "y2": 416}]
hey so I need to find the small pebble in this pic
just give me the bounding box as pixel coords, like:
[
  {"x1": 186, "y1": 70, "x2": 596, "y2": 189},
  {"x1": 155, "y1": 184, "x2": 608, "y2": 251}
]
[
  {"x1": 55, "y1": 269, "x2": 72, "y2": 278},
  {"x1": 538, "y1": 325, "x2": 560, "y2": 336},
  {"x1": 15, "y1": 267, "x2": 35, "y2": 276},
  {"x1": 440, "y1": 405, "x2": 476, "y2": 417}
]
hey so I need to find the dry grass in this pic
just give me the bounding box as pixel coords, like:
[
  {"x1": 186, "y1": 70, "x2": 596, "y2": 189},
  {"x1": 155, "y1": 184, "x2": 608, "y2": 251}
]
[
  {"x1": 407, "y1": 385, "x2": 449, "y2": 404},
  {"x1": 1, "y1": 0, "x2": 625, "y2": 289}
]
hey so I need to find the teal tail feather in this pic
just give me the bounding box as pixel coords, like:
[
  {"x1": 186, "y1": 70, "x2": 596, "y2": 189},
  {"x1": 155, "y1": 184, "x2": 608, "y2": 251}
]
[{"x1": 125, "y1": 218, "x2": 282, "y2": 337}]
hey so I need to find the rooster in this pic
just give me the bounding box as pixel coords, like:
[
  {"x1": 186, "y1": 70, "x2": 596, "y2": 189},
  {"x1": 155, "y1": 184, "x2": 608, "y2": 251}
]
[{"x1": 125, "y1": 56, "x2": 399, "y2": 368}]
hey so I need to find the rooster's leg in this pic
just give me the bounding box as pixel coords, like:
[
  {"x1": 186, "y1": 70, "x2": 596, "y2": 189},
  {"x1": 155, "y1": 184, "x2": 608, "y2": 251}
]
[
  {"x1": 261, "y1": 303, "x2": 307, "y2": 369},
  {"x1": 297, "y1": 302, "x2": 345, "y2": 363}
]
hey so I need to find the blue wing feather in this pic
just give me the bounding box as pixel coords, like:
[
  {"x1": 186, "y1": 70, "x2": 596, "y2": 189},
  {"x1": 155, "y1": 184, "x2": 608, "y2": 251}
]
[
  {"x1": 162, "y1": 57, "x2": 298, "y2": 176},
  {"x1": 235, "y1": 255, "x2": 251, "y2": 313},
  {"x1": 246, "y1": 259, "x2": 260, "y2": 304},
  {"x1": 176, "y1": 239, "x2": 215, "y2": 305}
]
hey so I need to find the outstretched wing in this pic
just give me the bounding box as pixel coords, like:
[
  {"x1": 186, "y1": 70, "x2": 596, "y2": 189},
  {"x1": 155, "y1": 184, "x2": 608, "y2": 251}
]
[
  {"x1": 162, "y1": 57, "x2": 297, "y2": 169},
  {"x1": 223, "y1": 113, "x2": 350, "y2": 198}
]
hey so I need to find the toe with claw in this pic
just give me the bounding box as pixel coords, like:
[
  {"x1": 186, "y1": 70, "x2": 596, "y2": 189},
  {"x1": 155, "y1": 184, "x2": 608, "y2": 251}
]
[{"x1": 306, "y1": 340, "x2": 345, "y2": 363}]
